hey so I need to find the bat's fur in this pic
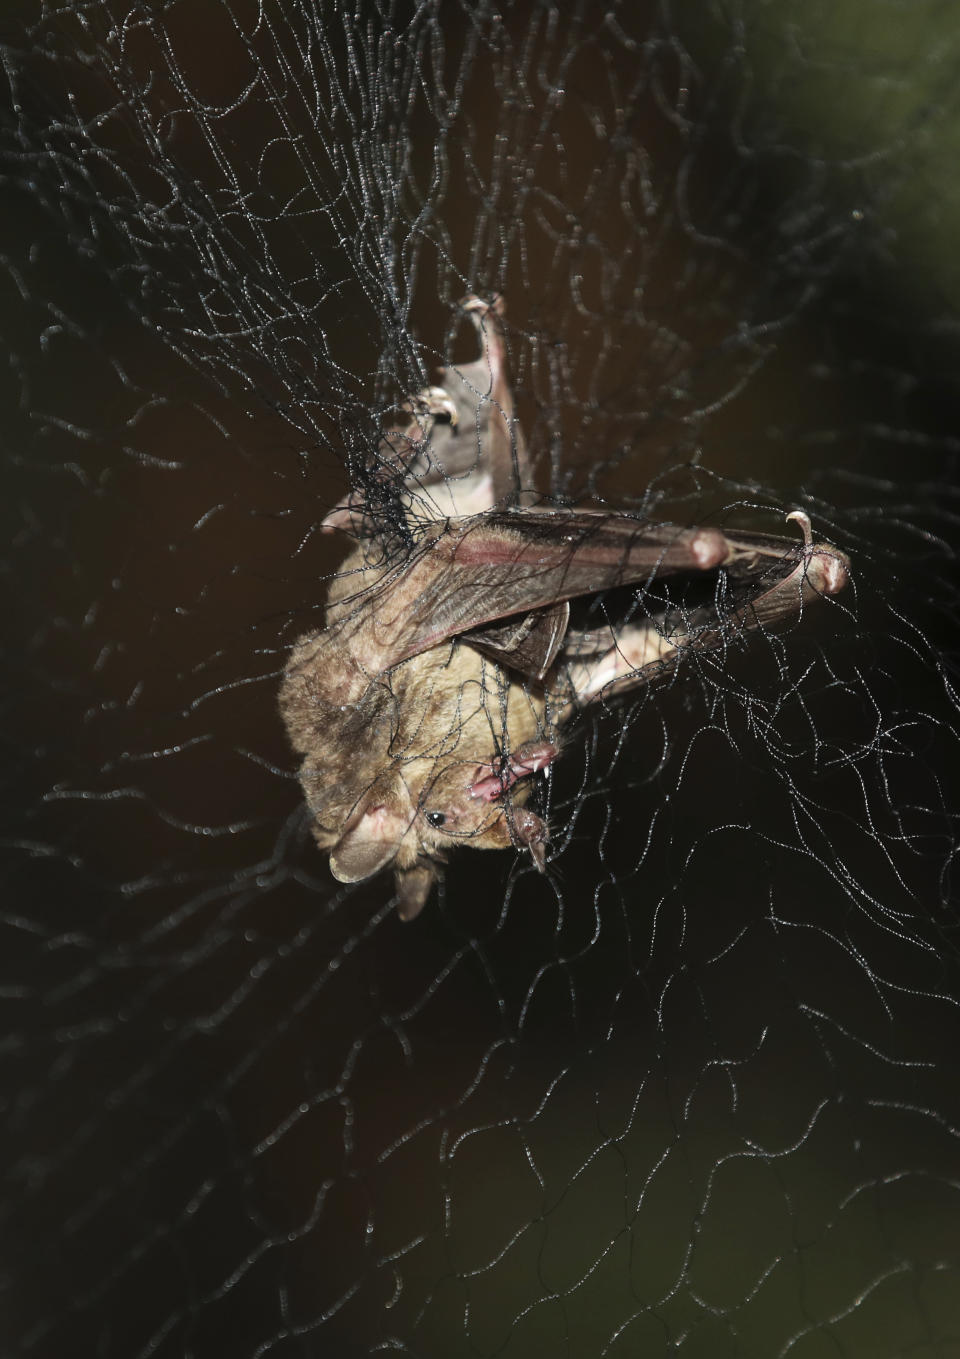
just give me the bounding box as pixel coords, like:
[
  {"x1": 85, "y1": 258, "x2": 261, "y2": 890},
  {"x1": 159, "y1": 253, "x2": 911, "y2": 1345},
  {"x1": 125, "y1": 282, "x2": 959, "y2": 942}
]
[{"x1": 280, "y1": 297, "x2": 850, "y2": 919}]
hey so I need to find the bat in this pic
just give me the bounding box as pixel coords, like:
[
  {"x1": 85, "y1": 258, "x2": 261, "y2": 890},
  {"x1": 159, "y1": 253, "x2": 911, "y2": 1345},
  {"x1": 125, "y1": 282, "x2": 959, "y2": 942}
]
[{"x1": 280, "y1": 297, "x2": 850, "y2": 919}]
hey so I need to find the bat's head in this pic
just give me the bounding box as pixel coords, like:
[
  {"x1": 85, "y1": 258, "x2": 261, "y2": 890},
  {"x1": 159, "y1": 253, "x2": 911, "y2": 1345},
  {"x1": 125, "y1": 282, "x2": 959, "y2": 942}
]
[
  {"x1": 413, "y1": 742, "x2": 555, "y2": 860},
  {"x1": 284, "y1": 610, "x2": 557, "y2": 918},
  {"x1": 322, "y1": 741, "x2": 557, "y2": 918}
]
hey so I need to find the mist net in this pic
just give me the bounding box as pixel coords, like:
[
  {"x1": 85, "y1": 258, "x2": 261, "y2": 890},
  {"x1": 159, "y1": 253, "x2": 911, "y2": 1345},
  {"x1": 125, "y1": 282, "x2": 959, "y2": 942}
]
[{"x1": 3, "y1": 2, "x2": 960, "y2": 1356}]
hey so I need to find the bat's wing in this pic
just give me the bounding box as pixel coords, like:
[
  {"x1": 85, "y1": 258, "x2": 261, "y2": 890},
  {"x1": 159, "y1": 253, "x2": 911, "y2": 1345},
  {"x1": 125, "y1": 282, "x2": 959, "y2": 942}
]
[
  {"x1": 337, "y1": 508, "x2": 848, "y2": 680},
  {"x1": 323, "y1": 295, "x2": 531, "y2": 533},
  {"x1": 560, "y1": 510, "x2": 851, "y2": 706},
  {"x1": 462, "y1": 601, "x2": 571, "y2": 679}
]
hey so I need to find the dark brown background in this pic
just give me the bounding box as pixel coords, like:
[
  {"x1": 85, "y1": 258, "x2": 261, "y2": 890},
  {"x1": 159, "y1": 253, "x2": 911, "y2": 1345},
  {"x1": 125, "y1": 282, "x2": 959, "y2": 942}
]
[{"x1": 3, "y1": 3, "x2": 959, "y2": 1356}]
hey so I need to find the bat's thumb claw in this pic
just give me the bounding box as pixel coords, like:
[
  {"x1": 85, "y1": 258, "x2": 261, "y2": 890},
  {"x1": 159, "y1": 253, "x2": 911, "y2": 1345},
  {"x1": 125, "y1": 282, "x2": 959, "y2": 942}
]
[
  {"x1": 787, "y1": 509, "x2": 851, "y2": 596},
  {"x1": 786, "y1": 509, "x2": 813, "y2": 546}
]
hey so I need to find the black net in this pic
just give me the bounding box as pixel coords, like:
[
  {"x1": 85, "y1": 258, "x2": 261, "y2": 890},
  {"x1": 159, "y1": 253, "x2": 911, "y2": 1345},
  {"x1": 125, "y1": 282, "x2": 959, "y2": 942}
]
[{"x1": 3, "y1": 2, "x2": 960, "y2": 1356}]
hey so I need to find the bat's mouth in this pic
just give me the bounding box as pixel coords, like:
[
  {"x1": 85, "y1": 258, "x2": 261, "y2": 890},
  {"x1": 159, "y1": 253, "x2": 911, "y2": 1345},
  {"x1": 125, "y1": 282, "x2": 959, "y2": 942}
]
[{"x1": 468, "y1": 741, "x2": 558, "y2": 802}]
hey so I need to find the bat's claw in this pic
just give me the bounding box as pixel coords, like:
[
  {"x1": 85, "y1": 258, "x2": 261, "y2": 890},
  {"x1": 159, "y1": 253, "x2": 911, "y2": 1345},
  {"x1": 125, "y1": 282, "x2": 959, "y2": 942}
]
[
  {"x1": 459, "y1": 292, "x2": 504, "y2": 321},
  {"x1": 409, "y1": 385, "x2": 459, "y2": 426},
  {"x1": 787, "y1": 509, "x2": 850, "y2": 596},
  {"x1": 786, "y1": 509, "x2": 813, "y2": 546}
]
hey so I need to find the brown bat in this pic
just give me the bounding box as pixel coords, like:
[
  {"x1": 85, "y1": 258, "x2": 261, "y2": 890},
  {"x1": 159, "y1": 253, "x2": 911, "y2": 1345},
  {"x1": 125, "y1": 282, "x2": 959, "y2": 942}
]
[{"x1": 280, "y1": 297, "x2": 850, "y2": 919}]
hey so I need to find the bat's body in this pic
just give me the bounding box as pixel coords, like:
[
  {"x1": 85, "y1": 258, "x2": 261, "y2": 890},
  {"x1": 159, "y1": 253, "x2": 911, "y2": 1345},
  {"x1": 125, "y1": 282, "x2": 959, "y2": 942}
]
[{"x1": 281, "y1": 298, "x2": 850, "y2": 918}]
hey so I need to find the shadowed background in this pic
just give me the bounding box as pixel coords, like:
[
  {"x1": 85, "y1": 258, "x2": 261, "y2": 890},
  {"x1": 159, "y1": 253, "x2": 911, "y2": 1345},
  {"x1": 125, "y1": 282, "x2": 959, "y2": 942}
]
[{"x1": 2, "y1": 2, "x2": 959, "y2": 1356}]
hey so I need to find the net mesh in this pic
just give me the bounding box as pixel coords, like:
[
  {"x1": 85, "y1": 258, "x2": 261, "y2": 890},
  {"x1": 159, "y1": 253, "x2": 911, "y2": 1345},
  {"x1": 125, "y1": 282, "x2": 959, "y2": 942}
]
[{"x1": 3, "y1": 2, "x2": 960, "y2": 1355}]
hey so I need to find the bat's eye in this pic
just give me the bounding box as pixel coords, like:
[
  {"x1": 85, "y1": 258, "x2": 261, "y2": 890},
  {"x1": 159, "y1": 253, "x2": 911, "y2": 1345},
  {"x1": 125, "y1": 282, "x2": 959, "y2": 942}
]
[{"x1": 425, "y1": 810, "x2": 446, "y2": 828}]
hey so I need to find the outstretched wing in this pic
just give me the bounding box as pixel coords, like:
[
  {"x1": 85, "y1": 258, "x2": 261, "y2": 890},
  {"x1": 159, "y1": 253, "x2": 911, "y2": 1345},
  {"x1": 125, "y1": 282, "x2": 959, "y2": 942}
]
[{"x1": 332, "y1": 507, "x2": 849, "y2": 679}]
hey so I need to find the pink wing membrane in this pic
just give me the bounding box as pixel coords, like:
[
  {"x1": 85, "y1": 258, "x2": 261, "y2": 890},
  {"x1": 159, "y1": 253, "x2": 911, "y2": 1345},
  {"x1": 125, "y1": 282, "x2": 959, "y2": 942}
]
[{"x1": 359, "y1": 509, "x2": 750, "y2": 670}]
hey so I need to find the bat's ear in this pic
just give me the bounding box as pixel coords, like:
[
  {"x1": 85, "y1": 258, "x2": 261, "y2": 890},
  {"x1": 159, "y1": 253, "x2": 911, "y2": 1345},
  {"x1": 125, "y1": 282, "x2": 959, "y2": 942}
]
[{"x1": 329, "y1": 798, "x2": 410, "y2": 883}]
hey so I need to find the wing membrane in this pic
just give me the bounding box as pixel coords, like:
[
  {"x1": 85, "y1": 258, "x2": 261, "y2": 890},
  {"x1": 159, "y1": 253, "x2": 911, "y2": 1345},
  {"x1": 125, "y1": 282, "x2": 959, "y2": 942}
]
[{"x1": 335, "y1": 508, "x2": 847, "y2": 675}]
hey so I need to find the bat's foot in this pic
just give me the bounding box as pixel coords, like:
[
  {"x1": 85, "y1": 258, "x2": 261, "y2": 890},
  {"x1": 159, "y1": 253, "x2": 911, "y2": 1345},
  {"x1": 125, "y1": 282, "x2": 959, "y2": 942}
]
[
  {"x1": 455, "y1": 293, "x2": 507, "y2": 375},
  {"x1": 408, "y1": 385, "x2": 460, "y2": 427},
  {"x1": 459, "y1": 292, "x2": 505, "y2": 321}
]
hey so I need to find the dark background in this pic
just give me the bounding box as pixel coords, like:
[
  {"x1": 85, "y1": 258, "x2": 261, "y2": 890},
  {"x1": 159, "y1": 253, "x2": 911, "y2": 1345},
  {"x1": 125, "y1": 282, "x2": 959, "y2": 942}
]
[{"x1": 3, "y1": 2, "x2": 959, "y2": 1355}]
